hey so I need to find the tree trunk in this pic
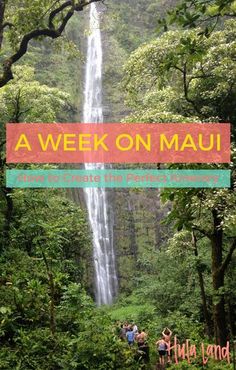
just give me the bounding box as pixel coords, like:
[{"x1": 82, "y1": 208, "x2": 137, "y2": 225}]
[
  {"x1": 41, "y1": 250, "x2": 56, "y2": 336},
  {"x1": 0, "y1": 144, "x2": 13, "y2": 247},
  {"x1": 212, "y1": 266, "x2": 227, "y2": 346},
  {"x1": 211, "y1": 209, "x2": 228, "y2": 346},
  {"x1": 127, "y1": 192, "x2": 138, "y2": 261},
  {"x1": 192, "y1": 232, "x2": 212, "y2": 338},
  {"x1": 154, "y1": 190, "x2": 162, "y2": 250},
  {"x1": 2, "y1": 187, "x2": 13, "y2": 244},
  {"x1": 227, "y1": 298, "x2": 236, "y2": 339},
  {"x1": 0, "y1": 0, "x2": 6, "y2": 49},
  {"x1": 198, "y1": 269, "x2": 212, "y2": 338},
  {"x1": 48, "y1": 270, "x2": 56, "y2": 336}
]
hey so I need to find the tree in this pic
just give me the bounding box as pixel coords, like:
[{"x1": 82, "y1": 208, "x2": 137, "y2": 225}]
[
  {"x1": 0, "y1": 65, "x2": 69, "y2": 124},
  {"x1": 123, "y1": 21, "x2": 236, "y2": 345},
  {"x1": 0, "y1": 65, "x2": 70, "y2": 245},
  {"x1": 123, "y1": 20, "x2": 236, "y2": 131},
  {"x1": 0, "y1": 0, "x2": 102, "y2": 88},
  {"x1": 161, "y1": 184, "x2": 236, "y2": 346},
  {"x1": 159, "y1": 0, "x2": 236, "y2": 35},
  {"x1": 192, "y1": 230, "x2": 213, "y2": 338}
]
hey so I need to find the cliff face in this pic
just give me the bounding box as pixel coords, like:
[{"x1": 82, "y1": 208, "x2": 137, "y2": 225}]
[
  {"x1": 99, "y1": 0, "x2": 175, "y2": 292},
  {"x1": 101, "y1": 0, "x2": 179, "y2": 122},
  {"x1": 51, "y1": 0, "x2": 175, "y2": 295}
]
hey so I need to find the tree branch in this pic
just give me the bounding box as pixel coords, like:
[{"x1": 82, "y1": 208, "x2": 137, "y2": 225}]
[
  {"x1": 1, "y1": 22, "x2": 14, "y2": 30},
  {"x1": 49, "y1": 1, "x2": 71, "y2": 29},
  {"x1": 192, "y1": 224, "x2": 213, "y2": 239},
  {"x1": 0, "y1": 0, "x2": 102, "y2": 88},
  {"x1": 58, "y1": 8, "x2": 74, "y2": 34},
  {"x1": 220, "y1": 238, "x2": 236, "y2": 275},
  {"x1": 173, "y1": 65, "x2": 185, "y2": 74},
  {"x1": 173, "y1": 63, "x2": 202, "y2": 115},
  {"x1": 182, "y1": 62, "x2": 202, "y2": 115}
]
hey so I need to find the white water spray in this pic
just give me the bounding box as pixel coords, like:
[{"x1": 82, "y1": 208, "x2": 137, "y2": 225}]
[{"x1": 83, "y1": 3, "x2": 118, "y2": 305}]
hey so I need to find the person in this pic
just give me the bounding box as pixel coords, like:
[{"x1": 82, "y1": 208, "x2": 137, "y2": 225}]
[
  {"x1": 133, "y1": 323, "x2": 138, "y2": 335},
  {"x1": 162, "y1": 327, "x2": 172, "y2": 363},
  {"x1": 156, "y1": 336, "x2": 167, "y2": 366},
  {"x1": 123, "y1": 322, "x2": 129, "y2": 332},
  {"x1": 162, "y1": 327, "x2": 172, "y2": 342},
  {"x1": 114, "y1": 321, "x2": 121, "y2": 336},
  {"x1": 138, "y1": 342, "x2": 150, "y2": 363},
  {"x1": 136, "y1": 329, "x2": 147, "y2": 347},
  {"x1": 119, "y1": 324, "x2": 126, "y2": 341},
  {"x1": 126, "y1": 327, "x2": 135, "y2": 346}
]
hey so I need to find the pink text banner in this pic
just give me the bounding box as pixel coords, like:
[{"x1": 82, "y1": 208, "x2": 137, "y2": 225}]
[{"x1": 6, "y1": 123, "x2": 230, "y2": 163}]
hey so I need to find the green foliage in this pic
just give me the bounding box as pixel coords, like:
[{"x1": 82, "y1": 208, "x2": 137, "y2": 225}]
[
  {"x1": 10, "y1": 189, "x2": 90, "y2": 258},
  {"x1": 23, "y1": 33, "x2": 84, "y2": 118},
  {"x1": 109, "y1": 302, "x2": 156, "y2": 325},
  {"x1": 0, "y1": 271, "x2": 138, "y2": 369},
  {"x1": 0, "y1": 0, "x2": 235, "y2": 368},
  {"x1": 0, "y1": 65, "x2": 69, "y2": 124},
  {"x1": 0, "y1": 244, "x2": 139, "y2": 369},
  {"x1": 0, "y1": 0, "x2": 91, "y2": 92},
  {"x1": 104, "y1": 1, "x2": 161, "y2": 53},
  {"x1": 159, "y1": 0, "x2": 236, "y2": 35},
  {"x1": 59, "y1": 312, "x2": 136, "y2": 370},
  {"x1": 168, "y1": 359, "x2": 233, "y2": 369},
  {"x1": 122, "y1": 10, "x2": 236, "y2": 349},
  {"x1": 123, "y1": 20, "x2": 236, "y2": 128},
  {"x1": 102, "y1": 0, "x2": 179, "y2": 121},
  {"x1": 5, "y1": 0, "x2": 56, "y2": 44}
]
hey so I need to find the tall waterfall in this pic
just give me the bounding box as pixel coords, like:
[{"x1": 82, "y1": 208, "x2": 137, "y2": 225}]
[{"x1": 83, "y1": 3, "x2": 118, "y2": 305}]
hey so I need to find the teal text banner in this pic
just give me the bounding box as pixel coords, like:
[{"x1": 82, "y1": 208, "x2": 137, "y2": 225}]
[{"x1": 6, "y1": 169, "x2": 231, "y2": 188}]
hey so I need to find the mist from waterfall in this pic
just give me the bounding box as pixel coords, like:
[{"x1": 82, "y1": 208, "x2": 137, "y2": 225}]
[{"x1": 82, "y1": 3, "x2": 118, "y2": 305}]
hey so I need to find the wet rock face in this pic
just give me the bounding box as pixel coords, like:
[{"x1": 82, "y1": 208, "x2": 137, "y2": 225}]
[
  {"x1": 83, "y1": 3, "x2": 118, "y2": 305},
  {"x1": 97, "y1": 0, "x2": 175, "y2": 294}
]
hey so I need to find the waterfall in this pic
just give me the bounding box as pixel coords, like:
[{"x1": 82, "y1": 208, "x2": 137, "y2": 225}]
[{"x1": 82, "y1": 3, "x2": 118, "y2": 305}]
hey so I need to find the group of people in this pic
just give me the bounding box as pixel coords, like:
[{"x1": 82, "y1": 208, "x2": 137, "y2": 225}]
[
  {"x1": 118, "y1": 322, "x2": 173, "y2": 366},
  {"x1": 119, "y1": 322, "x2": 150, "y2": 363},
  {"x1": 119, "y1": 322, "x2": 148, "y2": 348}
]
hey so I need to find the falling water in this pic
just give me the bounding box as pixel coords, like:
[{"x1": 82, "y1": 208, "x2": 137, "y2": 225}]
[{"x1": 83, "y1": 3, "x2": 118, "y2": 305}]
